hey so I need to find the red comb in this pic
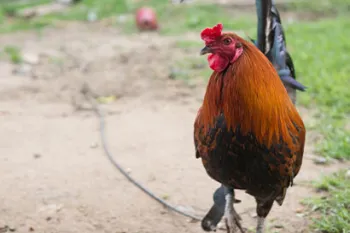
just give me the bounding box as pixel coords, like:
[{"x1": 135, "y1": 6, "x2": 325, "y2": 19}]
[{"x1": 200, "y1": 23, "x2": 223, "y2": 44}]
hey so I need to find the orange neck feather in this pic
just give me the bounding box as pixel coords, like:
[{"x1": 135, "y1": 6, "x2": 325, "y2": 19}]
[{"x1": 200, "y1": 40, "x2": 304, "y2": 148}]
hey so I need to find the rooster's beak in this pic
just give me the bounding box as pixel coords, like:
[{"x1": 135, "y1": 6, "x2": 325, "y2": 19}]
[{"x1": 200, "y1": 46, "x2": 212, "y2": 55}]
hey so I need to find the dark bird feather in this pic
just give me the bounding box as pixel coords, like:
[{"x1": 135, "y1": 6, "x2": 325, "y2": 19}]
[{"x1": 253, "y1": 0, "x2": 306, "y2": 104}]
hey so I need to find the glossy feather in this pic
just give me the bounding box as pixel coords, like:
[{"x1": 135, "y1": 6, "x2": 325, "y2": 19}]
[{"x1": 253, "y1": 0, "x2": 306, "y2": 104}]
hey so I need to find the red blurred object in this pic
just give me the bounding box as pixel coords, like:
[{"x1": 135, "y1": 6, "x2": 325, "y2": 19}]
[{"x1": 135, "y1": 7, "x2": 158, "y2": 31}]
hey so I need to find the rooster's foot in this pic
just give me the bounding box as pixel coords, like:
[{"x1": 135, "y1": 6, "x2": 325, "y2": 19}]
[
  {"x1": 256, "y1": 216, "x2": 265, "y2": 233},
  {"x1": 224, "y1": 188, "x2": 245, "y2": 233},
  {"x1": 224, "y1": 208, "x2": 245, "y2": 233}
]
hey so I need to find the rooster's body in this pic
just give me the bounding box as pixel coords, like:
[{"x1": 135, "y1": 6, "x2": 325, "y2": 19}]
[
  {"x1": 195, "y1": 22, "x2": 305, "y2": 233},
  {"x1": 199, "y1": 1, "x2": 307, "y2": 232}
]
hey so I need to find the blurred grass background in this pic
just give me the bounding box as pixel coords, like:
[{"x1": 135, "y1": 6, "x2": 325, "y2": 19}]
[{"x1": 0, "y1": 0, "x2": 349, "y2": 232}]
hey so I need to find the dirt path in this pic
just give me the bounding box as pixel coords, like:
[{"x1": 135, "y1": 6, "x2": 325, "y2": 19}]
[{"x1": 0, "y1": 24, "x2": 348, "y2": 233}]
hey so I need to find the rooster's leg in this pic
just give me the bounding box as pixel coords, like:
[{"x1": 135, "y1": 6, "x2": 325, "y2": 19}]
[
  {"x1": 255, "y1": 198, "x2": 274, "y2": 233},
  {"x1": 224, "y1": 187, "x2": 245, "y2": 233}
]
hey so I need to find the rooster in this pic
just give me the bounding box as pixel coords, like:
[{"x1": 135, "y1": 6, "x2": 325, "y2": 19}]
[
  {"x1": 200, "y1": 1, "x2": 306, "y2": 232},
  {"x1": 194, "y1": 21, "x2": 306, "y2": 233}
]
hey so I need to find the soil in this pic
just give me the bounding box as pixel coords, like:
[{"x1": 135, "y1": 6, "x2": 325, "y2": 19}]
[{"x1": 0, "y1": 22, "x2": 348, "y2": 233}]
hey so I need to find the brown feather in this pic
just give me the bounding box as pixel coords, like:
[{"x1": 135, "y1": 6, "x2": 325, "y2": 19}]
[
  {"x1": 200, "y1": 34, "x2": 305, "y2": 151},
  {"x1": 194, "y1": 33, "x2": 306, "y2": 200}
]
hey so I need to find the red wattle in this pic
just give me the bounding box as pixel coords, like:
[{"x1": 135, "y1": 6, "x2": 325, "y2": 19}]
[{"x1": 208, "y1": 54, "x2": 229, "y2": 72}]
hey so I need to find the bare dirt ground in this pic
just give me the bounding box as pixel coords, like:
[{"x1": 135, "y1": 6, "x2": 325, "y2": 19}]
[{"x1": 0, "y1": 23, "x2": 349, "y2": 233}]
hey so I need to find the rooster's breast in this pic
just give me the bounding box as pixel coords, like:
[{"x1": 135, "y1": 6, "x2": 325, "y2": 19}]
[{"x1": 194, "y1": 114, "x2": 294, "y2": 198}]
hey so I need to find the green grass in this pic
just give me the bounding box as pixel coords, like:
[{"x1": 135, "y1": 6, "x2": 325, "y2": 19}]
[
  {"x1": 0, "y1": 0, "x2": 129, "y2": 33},
  {"x1": 0, "y1": 0, "x2": 349, "y2": 33},
  {"x1": 149, "y1": 4, "x2": 254, "y2": 35},
  {"x1": 2, "y1": 45, "x2": 22, "y2": 64},
  {"x1": 286, "y1": 0, "x2": 350, "y2": 14},
  {"x1": 49, "y1": 0, "x2": 129, "y2": 21},
  {"x1": 0, "y1": 0, "x2": 51, "y2": 17},
  {"x1": 0, "y1": 0, "x2": 257, "y2": 34},
  {"x1": 0, "y1": 0, "x2": 55, "y2": 33},
  {"x1": 303, "y1": 171, "x2": 350, "y2": 233}
]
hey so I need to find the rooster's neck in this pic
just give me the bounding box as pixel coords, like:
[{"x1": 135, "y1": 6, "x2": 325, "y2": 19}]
[{"x1": 200, "y1": 41, "x2": 303, "y2": 148}]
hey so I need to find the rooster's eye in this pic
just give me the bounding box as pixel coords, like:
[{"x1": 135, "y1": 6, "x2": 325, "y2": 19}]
[{"x1": 223, "y1": 38, "x2": 232, "y2": 45}]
